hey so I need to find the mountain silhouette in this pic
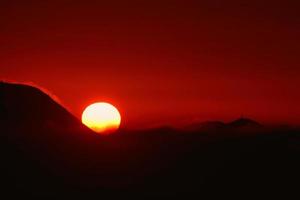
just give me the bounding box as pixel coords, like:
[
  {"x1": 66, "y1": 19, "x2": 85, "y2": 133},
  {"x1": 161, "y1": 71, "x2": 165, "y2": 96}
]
[
  {"x1": 0, "y1": 82, "x2": 106, "y2": 196},
  {"x1": 0, "y1": 82, "x2": 297, "y2": 198}
]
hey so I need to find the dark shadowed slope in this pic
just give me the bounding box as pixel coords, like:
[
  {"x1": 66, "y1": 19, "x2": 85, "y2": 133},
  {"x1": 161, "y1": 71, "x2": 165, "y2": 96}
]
[
  {"x1": 0, "y1": 82, "x2": 299, "y2": 198},
  {"x1": 0, "y1": 82, "x2": 90, "y2": 133}
]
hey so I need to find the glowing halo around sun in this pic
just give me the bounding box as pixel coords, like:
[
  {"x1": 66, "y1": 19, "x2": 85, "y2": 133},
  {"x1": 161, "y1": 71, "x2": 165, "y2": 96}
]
[{"x1": 81, "y1": 102, "x2": 121, "y2": 134}]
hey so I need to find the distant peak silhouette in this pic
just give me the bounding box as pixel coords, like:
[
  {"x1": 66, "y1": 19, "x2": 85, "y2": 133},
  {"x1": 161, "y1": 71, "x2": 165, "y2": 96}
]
[
  {"x1": 227, "y1": 117, "x2": 262, "y2": 128},
  {"x1": 184, "y1": 117, "x2": 262, "y2": 132}
]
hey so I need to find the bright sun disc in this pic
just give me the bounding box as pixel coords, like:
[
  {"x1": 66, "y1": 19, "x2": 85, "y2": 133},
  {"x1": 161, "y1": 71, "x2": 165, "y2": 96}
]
[{"x1": 81, "y1": 102, "x2": 121, "y2": 134}]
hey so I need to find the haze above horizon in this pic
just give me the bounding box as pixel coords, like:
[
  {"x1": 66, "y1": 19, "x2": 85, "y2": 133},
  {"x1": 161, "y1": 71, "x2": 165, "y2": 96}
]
[{"x1": 1, "y1": 0, "x2": 299, "y2": 128}]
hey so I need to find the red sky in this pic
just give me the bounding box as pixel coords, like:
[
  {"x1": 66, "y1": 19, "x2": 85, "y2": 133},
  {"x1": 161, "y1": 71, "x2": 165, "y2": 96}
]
[{"x1": 1, "y1": 0, "x2": 299, "y2": 128}]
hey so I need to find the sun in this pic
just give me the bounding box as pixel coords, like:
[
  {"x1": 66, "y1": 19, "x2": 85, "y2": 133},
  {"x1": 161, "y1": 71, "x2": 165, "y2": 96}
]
[{"x1": 81, "y1": 102, "x2": 121, "y2": 134}]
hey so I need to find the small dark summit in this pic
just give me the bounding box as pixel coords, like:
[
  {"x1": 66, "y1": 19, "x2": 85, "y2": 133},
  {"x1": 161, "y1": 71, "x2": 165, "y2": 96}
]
[{"x1": 227, "y1": 117, "x2": 262, "y2": 128}]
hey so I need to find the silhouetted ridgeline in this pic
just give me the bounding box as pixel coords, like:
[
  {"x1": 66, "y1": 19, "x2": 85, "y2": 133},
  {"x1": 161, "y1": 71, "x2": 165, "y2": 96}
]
[{"x1": 0, "y1": 82, "x2": 299, "y2": 198}]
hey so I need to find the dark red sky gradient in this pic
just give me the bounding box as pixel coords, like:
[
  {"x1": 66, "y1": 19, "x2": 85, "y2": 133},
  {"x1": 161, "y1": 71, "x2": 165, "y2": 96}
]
[{"x1": 1, "y1": 0, "x2": 299, "y2": 128}]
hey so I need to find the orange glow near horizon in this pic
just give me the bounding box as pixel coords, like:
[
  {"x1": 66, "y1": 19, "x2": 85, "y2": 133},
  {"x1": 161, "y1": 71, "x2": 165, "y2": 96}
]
[{"x1": 81, "y1": 102, "x2": 121, "y2": 134}]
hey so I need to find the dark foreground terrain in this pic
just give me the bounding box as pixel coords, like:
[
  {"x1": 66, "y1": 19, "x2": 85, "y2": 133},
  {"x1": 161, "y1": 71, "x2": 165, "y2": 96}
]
[{"x1": 0, "y1": 82, "x2": 298, "y2": 198}]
